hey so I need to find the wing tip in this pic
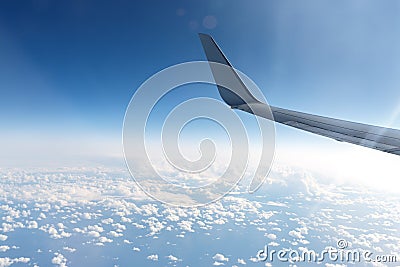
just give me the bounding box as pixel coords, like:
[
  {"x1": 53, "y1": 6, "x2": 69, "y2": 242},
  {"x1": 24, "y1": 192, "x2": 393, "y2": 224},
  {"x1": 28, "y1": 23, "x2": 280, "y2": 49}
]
[
  {"x1": 198, "y1": 32, "x2": 211, "y2": 38},
  {"x1": 198, "y1": 33, "x2": 214, "y2": 45}
]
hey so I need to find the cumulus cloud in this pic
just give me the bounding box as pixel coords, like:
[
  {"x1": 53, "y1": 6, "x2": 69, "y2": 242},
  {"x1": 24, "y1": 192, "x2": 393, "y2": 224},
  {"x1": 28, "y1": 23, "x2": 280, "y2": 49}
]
[
  {"x1": 289, "y1": 230, "x2": 304, "y2": 239},
  {"x1": 147, "y1": 254, "x2": 158, "y2": 261},
  {"x1": 108, "y1": 231, "x2": 122, "y2": 237},
  {"x1": 63, "y1": 247, "x2": 76, "y2": 253},
  {"x1": 0, "y1": 166, "x2": 398, "y2": 267},
  {"x1": 27, "y1": 221, "x2": 38, "y2": 229},
  {"x1": 0, "y1": 257, "x2": 30, "y2": 267},
  {"x1": 87, "y1": 225, "x2": 103, "y2": 233},
  {"x1": 213, "y1": 253, "x2": 229, "y2": 262},
  {"x1": 268, "y1": 241, "x2": 280, "y2": 247},
  {"x1": 166, "y1": 254, "x2": 180, "y2": 261},
  {"x1": 98, "y1": 236, "x2": 112, "y2": 243},
  {"x1": 178, "y1": 220, "x2": 194, "y2": 232},
  {"x1": 0, "y1": 246, "x2": 10, "y2": 252},
  {"x1": 237, "y1": 258, "x2": 246, "y2": 264},
  {"x1": 51, "y1": 253, "x2": 67, "y2": 267},
  {"x1": 265, "y1": 233, "x2": 277, "y2": 240},
  {"x1": 101, "y1": 218, "x2": 113, "y2": 224},
  {"x1": 249, "y1": 257, "x2": 258, "y2": 262},
  {"x1": 87, "y1": 231, "x2": 100, "y2": 238}
]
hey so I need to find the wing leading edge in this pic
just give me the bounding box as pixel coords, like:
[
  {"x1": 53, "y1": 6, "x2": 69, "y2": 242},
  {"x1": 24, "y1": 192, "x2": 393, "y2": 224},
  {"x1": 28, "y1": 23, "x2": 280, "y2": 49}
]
[{"x1": 199, "y1": 33, "x2": 400, "y2": 156}]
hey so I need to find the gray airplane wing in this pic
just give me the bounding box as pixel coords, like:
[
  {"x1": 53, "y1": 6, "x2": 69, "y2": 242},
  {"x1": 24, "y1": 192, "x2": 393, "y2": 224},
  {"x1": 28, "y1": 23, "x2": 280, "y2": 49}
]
[{"x1": 199, "y1": 33, "x2": 400, "y2": 156}]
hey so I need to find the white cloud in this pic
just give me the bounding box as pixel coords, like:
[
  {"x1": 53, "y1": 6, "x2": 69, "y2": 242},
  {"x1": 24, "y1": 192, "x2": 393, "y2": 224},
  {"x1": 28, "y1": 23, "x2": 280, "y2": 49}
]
[
  {"x1": 49, "y1": 226, "x2": 59, "y2": 235},
  {"x1": 213, "y1": 253, "x2": 229, "y2": 262},
  {"x1": 63, "y1": 247, "x2": 76, "y2": 253},
  {"x1": 177, "y1": 220, "x2": 194, "y2": 232},
  {"x1": 147, "y1": 254, "x2": 158, "y2": 261},
  {"x1": 249, "y1": 257, "x2": 258, "y2": 262},
  {"x1": 109, "y1": 231, "x2": 122, "y2": 237},
  {"x1": 265, "y1": 233, "x2": 277, "y2": 240},
  {"x1": 112, "y1": 223, "x2": 126, "y2": 231},
  {"x1": 0, "y1": 246, "x2": 10, "y2": 252},
  {"x1": 81, "y1": 213, "x2": 91, "y2": 220},
  {"x1": 141, "y1": 217, "x2": 163, "y2": 236},
  {"x1": 1, "y1": 223, "x2": 14, "y2": 233},
  {"x1": 101, "y1": 218, "x2": 113, "y2": 224},
  {"x1": 0, "y1": 257, "x2": 12, "y2": 267},
  {"x1": 237, "y1": 258, "x2": 246, "y2": 264},
  {"x1": 87, "y1": 231, "x2": 100, "y2": 238},
  {"x1": 0, "y1": 257, "x2": 30, "y2": 267},
  {"x1": 27, "y1": 221, "x2": 38, "y2": 229},
  {"x1": 213, "y1": 218, "x2": 226, "y2": 225},
  {"x1": 98, "y1": 236, "x2": 112, "y2": 243},
  {"x1": 166, "y1": 254, "x2": 179, "y2": 261},
  {"x1": 0, "y1": 167, "x2": 398, "y2": 267},
  {"x1": 166, "y1": 214, "x2": 180, "y2": 222},
  {"x1": 289, "y1": 230, "x2": 304, "y2": 239},
  {"x1": 87, "y1": 225, "x2": 104, "y2": 233},
  {"x1": 141, "y1": 204, "x2": 159, "y2": 217},
  {"x1": 51, "y1": 253, "x2": 67, "y2": 267},
  {"x1": 0, "y1": 235, "x2": 7, "y2": 241}
]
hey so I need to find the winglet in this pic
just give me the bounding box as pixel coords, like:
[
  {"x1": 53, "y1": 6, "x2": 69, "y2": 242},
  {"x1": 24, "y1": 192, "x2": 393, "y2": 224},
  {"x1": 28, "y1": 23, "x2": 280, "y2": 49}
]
[{"x1": 198, "y1": 33, "x2": 261, "y2": 107}]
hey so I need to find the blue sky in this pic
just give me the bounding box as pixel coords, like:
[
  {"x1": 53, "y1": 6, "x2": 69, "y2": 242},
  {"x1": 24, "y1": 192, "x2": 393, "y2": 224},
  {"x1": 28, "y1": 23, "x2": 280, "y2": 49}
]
[
  {"x1": 1, "y1": 0, "x2": 400, "y2": 170},
  {"x1": 1, "y1": 3, "x2": 400, "y2": 265}
]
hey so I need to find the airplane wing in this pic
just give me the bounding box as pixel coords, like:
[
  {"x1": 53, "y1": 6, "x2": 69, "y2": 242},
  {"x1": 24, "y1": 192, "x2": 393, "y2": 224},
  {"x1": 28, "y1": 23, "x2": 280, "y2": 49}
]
[{"x1": 199, "y1": 33, "x2": 400, "y2": 156}]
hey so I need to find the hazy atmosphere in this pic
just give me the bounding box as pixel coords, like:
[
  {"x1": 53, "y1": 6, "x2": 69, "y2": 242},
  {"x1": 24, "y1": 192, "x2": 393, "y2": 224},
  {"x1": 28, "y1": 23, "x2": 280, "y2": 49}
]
[{"x1": 0, "y1": 1, "x2": 399, "y2": 266}]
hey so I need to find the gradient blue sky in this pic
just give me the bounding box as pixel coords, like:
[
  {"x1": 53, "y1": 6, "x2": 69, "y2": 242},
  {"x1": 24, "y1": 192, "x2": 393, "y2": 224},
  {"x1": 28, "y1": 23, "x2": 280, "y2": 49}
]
[{"x1": 1, "y1": 1, "x2": 400, "y2": 170}]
